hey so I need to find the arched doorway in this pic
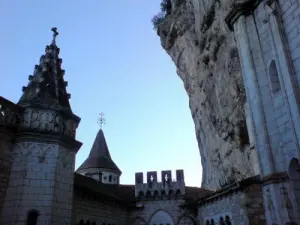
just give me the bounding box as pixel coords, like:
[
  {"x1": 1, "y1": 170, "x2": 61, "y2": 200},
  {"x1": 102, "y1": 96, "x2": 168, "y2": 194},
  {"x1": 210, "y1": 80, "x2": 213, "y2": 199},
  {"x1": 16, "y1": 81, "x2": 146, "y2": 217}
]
[
  {"x1": 288, "y1": 158, "x2": 300, "y2": 212},
  {"x1": 148, "y1": 210, "x2": 174, "y2": 225},
  {"x1": 177, "y1": 215, "x2": 196, "y2": 225}
]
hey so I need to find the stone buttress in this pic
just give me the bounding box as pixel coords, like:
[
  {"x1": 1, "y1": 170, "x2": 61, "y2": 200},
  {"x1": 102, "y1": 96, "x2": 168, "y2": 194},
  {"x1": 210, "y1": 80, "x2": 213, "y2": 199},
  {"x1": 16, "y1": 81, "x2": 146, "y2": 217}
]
[{"x1": 226, "y1": 0, "x2": 300, "y2": 224}]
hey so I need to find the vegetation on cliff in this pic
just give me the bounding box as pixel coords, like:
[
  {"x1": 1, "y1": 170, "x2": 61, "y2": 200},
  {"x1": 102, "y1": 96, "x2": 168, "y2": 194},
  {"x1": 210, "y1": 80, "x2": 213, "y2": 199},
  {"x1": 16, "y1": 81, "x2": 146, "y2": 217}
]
[{"x1": 152, "y1": 0, "x2": 185, "y2": 30}]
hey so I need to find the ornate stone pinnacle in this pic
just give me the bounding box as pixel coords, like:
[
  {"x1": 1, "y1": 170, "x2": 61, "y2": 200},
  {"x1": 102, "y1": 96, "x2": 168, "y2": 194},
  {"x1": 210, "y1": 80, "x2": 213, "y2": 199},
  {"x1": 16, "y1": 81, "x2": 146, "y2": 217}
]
[{"x1": 51, "y1": 27, "x2": 59, "y2": 44}]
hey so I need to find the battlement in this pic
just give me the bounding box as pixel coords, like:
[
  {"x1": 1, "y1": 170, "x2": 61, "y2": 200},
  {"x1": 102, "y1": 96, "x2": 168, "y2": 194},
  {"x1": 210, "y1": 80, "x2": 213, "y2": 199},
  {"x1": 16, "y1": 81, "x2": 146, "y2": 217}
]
[{"x1": 135, "y1": 170, "x2": 185, "y2": 199}]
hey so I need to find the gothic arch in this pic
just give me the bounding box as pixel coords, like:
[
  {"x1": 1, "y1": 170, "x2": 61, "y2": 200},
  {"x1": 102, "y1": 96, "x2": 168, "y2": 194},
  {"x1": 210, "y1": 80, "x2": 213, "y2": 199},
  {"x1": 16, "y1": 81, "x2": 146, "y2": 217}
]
[
  {"x1": 131, "y1": 216, "x2": 147, "y2": 225},
  {"x1": 26, "y1": 209, "x2": 40, "y2": 225},
  {"x1": 288, "y1": 157, "x2": 300, "y2": 211},
  {"x1": 148, "y1": 209, "x2": 175, "y2": 225},
  {"x1": 176, "y1": 214, "x2": 197, "y2": 225}
]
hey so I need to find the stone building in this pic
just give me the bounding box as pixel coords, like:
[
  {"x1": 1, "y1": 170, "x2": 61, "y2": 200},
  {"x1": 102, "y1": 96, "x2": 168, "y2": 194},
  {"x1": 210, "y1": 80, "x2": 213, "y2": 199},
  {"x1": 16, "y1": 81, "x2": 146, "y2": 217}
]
[{"x1": 1, "y1": 0, "x2": 300, "y2": 224}]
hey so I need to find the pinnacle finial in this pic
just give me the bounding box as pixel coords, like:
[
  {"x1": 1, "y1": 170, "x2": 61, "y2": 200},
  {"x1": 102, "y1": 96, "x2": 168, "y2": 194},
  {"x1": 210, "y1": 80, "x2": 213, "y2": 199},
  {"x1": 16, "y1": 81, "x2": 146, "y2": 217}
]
[
  {"x1": 97, "y1": 112, "x2": 106, "y2": 129},
  {"x1": 51, "y1": 27, "x2": 59, "y2": 44}
]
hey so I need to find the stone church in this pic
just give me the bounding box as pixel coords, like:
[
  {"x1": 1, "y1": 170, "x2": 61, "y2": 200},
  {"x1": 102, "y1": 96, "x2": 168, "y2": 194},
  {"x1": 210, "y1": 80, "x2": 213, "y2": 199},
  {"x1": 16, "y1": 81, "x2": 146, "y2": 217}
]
[{"x1": 1, "y1": 0, "x2": 300, "y2": 224}]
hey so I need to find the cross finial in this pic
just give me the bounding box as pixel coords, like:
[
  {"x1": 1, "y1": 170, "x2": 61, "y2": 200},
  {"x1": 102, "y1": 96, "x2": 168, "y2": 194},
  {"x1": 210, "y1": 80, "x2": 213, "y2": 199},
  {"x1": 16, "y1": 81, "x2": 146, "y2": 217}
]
[
  {"x1": 150, "y1": 175, "x2": 154, "y2": 182},
  {"x1": 165, "y1": 174, "x2": 169, "y2": 182},
  {"x1": 51, "y1": 27, "x2": 59, "y2": 44},
  {"x1": 98, "y1": 112, "x2": 106, "y2": 129}
]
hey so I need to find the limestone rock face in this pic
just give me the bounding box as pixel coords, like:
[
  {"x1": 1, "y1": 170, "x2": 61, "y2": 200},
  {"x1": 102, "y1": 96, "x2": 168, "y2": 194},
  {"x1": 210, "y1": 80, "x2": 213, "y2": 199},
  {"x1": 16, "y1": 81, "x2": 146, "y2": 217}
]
[{"x1": 156, "y1": 0, "x2": 260, "y2": 189}]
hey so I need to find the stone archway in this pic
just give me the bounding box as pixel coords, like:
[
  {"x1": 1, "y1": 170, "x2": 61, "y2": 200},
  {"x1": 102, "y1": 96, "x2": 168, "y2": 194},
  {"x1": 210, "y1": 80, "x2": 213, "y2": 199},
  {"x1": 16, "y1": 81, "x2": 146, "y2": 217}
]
[
  {"x1": 288, "y1": 158, "x2": 300, "y2": 212},
  {"x1": 148, "y1": 210, "x2": 174, "y2": 225},
  {"x1": 177, "y1": 215, "x2": 196, "y2": 225}
]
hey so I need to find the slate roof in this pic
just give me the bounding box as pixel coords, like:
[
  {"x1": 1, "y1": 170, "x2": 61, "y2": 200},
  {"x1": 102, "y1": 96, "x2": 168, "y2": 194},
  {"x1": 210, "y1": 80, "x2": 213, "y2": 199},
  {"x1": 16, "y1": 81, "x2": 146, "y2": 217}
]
[
  {"x1": 77, "y1": 129, "x2": 122, "y2": 174},
  {"x1": 73, "y1": 173, "x2": 135, "y2": 206},
  {"x1": 185, "y1": 186, "x2": 214, "y2": 201}
]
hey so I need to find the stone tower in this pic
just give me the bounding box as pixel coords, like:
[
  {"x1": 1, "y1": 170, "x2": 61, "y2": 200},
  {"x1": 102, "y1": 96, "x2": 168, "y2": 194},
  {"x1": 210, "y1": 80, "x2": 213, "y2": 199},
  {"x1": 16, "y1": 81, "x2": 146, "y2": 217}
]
[
  {"x1": 226, "y1": 0, "x2": 300, "y2": 224},
  {"x1": 76, "y1": 129, "x2": 122, "y2": 184},
  {"x1": 0, "y1": 28, "x2": 82, "y2": 225}
]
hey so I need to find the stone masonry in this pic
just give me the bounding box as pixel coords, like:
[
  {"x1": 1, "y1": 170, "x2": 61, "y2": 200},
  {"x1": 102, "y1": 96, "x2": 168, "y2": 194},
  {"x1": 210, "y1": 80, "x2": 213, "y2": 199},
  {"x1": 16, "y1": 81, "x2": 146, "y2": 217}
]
[
  {"x1": 72, "y1": 190, "x2": 130, "y2": 225},
  {"x1": 226, "y1": 0, "x2": 300, "y2": 223}
]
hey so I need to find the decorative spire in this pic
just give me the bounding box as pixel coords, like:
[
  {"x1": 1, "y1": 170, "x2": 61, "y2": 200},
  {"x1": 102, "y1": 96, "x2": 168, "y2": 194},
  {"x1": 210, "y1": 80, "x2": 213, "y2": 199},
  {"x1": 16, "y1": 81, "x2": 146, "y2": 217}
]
[
  {"x1": 77, "y1": 129, "x2": 121, "y2": 174},
  {"x1": 18, "y1": 27, "x2": 72, "y2": 113}
]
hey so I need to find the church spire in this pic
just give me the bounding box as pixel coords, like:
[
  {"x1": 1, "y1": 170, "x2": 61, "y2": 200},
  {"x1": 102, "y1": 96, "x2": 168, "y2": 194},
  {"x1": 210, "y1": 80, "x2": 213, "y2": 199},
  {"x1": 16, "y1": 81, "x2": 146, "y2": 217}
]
[
  {"x1": 77, "y1": 128, "x2": 121, "y2": 174},
  {"x1": 18, "y1": 27, "x2": 72, "y2": 113}
]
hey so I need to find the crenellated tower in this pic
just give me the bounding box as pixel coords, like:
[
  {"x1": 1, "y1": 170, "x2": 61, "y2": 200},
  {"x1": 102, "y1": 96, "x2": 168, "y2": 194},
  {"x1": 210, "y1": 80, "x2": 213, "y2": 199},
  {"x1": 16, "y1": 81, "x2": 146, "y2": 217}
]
[
  {"x1": 0, "y1": 28, "x2": 82, "y2": 225},
  {"x1": 135, "y1": 169, "x2": 185, "y2": 200}
]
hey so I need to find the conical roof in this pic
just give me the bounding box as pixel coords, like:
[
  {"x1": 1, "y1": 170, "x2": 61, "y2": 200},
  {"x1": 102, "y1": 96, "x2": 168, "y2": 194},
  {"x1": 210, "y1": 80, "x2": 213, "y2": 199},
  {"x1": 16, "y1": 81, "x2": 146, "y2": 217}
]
[
  {"x1": 18, "y1": 27, "x2": 72, "y2": 113},
  {"x1": 77, "y1": 129, "x2": 121, "y2": 174}
]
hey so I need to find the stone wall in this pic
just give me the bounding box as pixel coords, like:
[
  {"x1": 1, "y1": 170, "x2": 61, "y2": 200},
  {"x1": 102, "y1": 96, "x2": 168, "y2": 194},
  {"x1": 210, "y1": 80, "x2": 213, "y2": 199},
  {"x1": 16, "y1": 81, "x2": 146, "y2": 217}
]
[
  {"x1": 0, "y1": 97, "x2": 19, "y2": 216},
  {"x1": 279, "y1": 0, "x2": 300, "y2": 84},
  {"x1": 72, "y1": 190, "x2": 130, "y2": 225},
  {"x1": 130, "y1": 199, "x2": 197, "y2": 225},
  {"x1": 0, "y1": 142, "x2": 74, "y2": 225},
  {"x1": 0, "y1": 131, "x2": 13, "y2": 216},
  {"x1": 198, "y1": 184, "x2": 265, "y2": 225},
  {"x1": 243, "y1": 1, "x2": 300, "y2": 174},
  {"x1": 52, "y1": 147, "x2": 76, "y2": 224}
]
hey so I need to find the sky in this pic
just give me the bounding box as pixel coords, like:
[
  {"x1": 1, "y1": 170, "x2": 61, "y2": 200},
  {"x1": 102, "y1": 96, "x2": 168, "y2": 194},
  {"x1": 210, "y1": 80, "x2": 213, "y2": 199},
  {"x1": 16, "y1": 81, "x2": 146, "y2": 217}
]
[{"x1": 0, "y1": 1, "x2": 202, "y2": 187}]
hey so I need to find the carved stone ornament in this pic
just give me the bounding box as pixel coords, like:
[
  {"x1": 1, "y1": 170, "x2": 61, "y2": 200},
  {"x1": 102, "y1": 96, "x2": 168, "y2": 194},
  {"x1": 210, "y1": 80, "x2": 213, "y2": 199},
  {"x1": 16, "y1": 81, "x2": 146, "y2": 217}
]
[
  {"x1": 225, "y1": 0, "x2": 261, "y2": 31},
  {"x1": 38, "y1": 149, "x2": 46, "y2": 163},
  {"x1": 61, "y1": 151, "x2": 72, "y2": 169},
  {"x1": 19, "y1": 109, "x2": 77, "y2": 138}
]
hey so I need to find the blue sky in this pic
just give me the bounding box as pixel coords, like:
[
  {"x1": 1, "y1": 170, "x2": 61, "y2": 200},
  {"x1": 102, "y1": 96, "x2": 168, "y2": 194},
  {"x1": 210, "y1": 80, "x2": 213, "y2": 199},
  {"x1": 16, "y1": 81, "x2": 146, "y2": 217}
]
[{"x1": 0, "y1": 1, "x2": 202, "y2": 186}]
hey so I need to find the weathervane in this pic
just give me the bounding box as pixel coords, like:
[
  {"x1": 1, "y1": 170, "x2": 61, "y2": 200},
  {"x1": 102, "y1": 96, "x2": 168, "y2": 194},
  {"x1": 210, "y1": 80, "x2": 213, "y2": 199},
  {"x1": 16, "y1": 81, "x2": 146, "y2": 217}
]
[
  {"x1": 98, "y1": 112, "x2": 106, "y2": 129},
  {"x1": 51, "y1": 27, "x2": 59, "y2": 44}
]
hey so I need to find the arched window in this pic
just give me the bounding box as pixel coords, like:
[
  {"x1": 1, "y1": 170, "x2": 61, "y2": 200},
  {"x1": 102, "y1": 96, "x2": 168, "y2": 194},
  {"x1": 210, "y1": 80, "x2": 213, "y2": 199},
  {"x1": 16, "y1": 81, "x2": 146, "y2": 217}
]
[
  {"x1": 206, "y1": 220, "x2": 210, "y2": 225},
  {"x1": 109, "y1": 175, "x2": 112, "y2": 182},
  {"x1": 149, "y1": 210, "x2": 174, "y2": 225},
  {"x1": 219, "y1": 217, "x2": 225, "y2": 225},
  {"x1": 225, "y1": 216, "x2": 232, "y2": 225},
  {"x1": 79, "y1": 220, "x2": 85, "y2": 225},
  {"x1": 92, "y1": 222, "x2": 96, "y2": 225},
  {"x1": 86, "y1": 220, "x2": 91, "y2": 225},
  {"x1": 26, "y1": 210, "x2": 39, "y2": 225},
  {"x1": 269, "y1": 60, "x2": 281, "y2": 94},
  {"x1": 210, "y1": 219, "x2": 215, "y2": 225}
]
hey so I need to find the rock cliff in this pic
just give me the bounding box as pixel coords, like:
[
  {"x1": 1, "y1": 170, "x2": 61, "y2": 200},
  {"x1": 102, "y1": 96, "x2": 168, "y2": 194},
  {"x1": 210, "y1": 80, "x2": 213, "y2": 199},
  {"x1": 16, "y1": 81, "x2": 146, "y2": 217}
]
[{"x1": 155, "y1": 0, "x2": 260, "y2": 190}]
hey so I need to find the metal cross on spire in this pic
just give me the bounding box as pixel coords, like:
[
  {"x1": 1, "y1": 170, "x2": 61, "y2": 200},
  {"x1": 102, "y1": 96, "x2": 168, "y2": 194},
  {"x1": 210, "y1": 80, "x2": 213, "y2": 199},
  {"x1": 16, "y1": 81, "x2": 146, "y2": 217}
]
[
  {"x1": 51, "y1": 27, "x2": 59, "y2": 44},
  {"x1": 98, "y1": 112, "x2": 106, "y2": 129}
]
